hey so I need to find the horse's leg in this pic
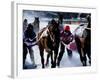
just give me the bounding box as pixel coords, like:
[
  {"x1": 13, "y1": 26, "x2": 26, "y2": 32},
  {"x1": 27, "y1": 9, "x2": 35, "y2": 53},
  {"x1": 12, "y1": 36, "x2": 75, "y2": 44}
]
[
  {"x1": 82, "y1": 47, "x2": 87, "y2": 66},
  {"x1": 39, "y1": 46, "x2": 45, "y2": 68},
  {"x1": 77, "y1": 44, "x2": 85, "y2": 66},
  {"x1": 85, "y1": 36, "x2": 91, "y2": 65},
  {"x1": 86, "y1": 44, "x2": 91, "y2": 65},
  {"x1": 87, "y1": 51, "x2": 91, "y2": 65},
  {"x1": 87, "y1": 48, "x2": 91, "y2": 65},
  {"x1": 53, "y1": 47, "x2": 59, "y2": 68},
  {"x1": 57, "y1": 42, "x2": 65, "y2": 67},
  {"x1": 46, "y1": 52, "x2": 50, "y2": 66},
  {"x1": 23, "y1": 43, "x2": 28, "y2": 69},
  {"x1": 86, "y1": 30, "x2": 91, "y2": 65},
  {"x1": 48, "y1": 51, "x2": 54, "y2": 68},
  {"x1": 75, "y1": 37, "x2": 86, "y2": 66},
  {"x1": 51, "y1": 51, "x2": 54, "y2": 68}
]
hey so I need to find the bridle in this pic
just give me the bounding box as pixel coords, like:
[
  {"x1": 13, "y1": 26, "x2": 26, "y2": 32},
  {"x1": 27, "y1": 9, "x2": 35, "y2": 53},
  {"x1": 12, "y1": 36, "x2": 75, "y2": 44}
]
[{"x1": 47, "y1": 27, "x2": 55, "y2": 43}]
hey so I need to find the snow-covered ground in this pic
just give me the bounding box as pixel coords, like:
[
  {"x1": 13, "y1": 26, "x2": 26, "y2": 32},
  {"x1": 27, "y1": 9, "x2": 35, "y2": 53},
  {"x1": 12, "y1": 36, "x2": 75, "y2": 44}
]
[{"x1": 25, "y1": 44, "x2": 90, "y2": 69}]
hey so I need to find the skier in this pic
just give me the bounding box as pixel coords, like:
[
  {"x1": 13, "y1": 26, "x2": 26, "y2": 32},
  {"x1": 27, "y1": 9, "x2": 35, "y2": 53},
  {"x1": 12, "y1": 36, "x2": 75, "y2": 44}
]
[
  {"x1": 23, "y1": 23, "x2": 37, "y2": 69},
  {"x1": 61, "y1": 25, "x2": 73, "y2": 57}
]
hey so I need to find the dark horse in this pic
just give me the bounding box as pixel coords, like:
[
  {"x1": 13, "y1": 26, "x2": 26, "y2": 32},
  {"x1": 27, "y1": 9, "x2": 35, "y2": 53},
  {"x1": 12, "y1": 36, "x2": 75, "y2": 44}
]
[
  {"x1": 37, "y1": 19, "x2": 60, "y2": 68},
  {"x1": 45, "y1": 24, "x2": 73, "y2": 67},
  {"x1": 75, "y1": 15, "x2": 91, "y2": 66}
]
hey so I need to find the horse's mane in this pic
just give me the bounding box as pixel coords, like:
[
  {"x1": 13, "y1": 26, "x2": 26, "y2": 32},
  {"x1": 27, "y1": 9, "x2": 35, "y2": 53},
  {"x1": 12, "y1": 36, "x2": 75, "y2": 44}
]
[{"x1": 39, "y1": 27, "x2": 47, "y2": 33}]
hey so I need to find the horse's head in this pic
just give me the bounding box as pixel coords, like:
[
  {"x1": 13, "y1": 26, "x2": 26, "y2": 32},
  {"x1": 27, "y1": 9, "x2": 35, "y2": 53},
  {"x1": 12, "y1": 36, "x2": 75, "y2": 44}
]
[{"x1": 47, "y1": 19, "x2": 60, "y2": 46}]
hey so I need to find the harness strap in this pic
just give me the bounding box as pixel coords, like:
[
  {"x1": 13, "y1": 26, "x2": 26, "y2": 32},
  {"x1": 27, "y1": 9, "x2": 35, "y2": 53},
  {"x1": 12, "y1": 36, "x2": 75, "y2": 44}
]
[
  {"x1": 40, "y1": 27, "x2": 49, "y2": 38},
  {"x1": 38, "y1": 27, "x2": 54, "y2": 43}
]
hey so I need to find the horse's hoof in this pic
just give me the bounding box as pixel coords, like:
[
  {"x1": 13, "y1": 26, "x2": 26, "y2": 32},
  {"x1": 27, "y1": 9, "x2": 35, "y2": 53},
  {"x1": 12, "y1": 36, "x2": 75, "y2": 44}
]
[
  {"x1": 57, "y1": 62, "x2": 60, "y2": 67},
  {"x1": 51, "y1": 65, "x2": 55, "y2": 68},
  {"x1": 42, "y1": 66, "x2": 45, "y2": 68},
  {"x1": 83, "y1": 62, "x2": 87, "y2": 66}
]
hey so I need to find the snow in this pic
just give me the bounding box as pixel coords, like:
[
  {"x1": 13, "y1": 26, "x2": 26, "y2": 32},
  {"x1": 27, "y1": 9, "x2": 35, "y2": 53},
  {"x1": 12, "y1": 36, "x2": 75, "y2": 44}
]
[{"x1": 25, "y1": 44, "x2": 90, "y2": 69}]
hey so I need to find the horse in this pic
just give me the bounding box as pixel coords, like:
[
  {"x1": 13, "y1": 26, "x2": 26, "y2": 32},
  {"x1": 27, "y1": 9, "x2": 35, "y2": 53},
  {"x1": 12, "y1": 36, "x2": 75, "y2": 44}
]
[
  {"x1": 43, "y1": 24, "x2": 74, "y2": 68},
  {"x1": 75, "y1": 26, "x2": 91, "y2": 66},
  {"x1": 37, "y1": 19, "x2": 60, "y2": 68},
  {"x1": 74, "y1": 15, "x2": 91, "y2": 66}
]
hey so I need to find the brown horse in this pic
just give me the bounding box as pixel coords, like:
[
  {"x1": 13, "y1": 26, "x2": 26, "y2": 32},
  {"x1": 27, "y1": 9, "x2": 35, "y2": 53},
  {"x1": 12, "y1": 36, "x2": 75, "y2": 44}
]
[
  {"x1": 75, "y1": 16, "x2": 91, "y2": 66},
  {"x1": 37, "y1": 19, "x2": 60, "y2": 68},
  {"x1": 75, "y1": 15, "x2": 91, "y2": 66},
  {"x1": 75, "y1": 28, "x2": 91, "y2": 66}
]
